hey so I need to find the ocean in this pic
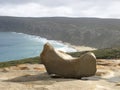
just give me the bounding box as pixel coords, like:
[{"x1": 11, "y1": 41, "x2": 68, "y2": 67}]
[{"x1": 0, "y1": 32, "x2": 76, "y2": 62}]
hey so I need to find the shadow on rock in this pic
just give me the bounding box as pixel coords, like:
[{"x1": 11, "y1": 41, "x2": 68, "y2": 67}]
[{"x1": 3, "y1": 72, "x2": 75, "y2": 84}]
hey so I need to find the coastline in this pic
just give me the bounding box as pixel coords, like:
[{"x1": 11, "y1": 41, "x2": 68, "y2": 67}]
[
  {"x1": 9, "y1": 32, "x2": 97, "y2": 52},
  {"x1": 10, "y1": 32, "x2": 97, "y2": 52},
  {"x1": 67, "y1": 44, "x2": 97, "y2": 52},
  {"x1": 0, "y1": 32, "x2": 120, "y2": 89},
  {"x1": 0, "y1": 32, "x2": 78, "y2": 62},
  {"x1": 61, "y1": 41, "x2": 97, "y2": 52}
]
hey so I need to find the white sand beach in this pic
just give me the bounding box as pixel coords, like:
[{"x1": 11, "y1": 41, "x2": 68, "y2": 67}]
[{"x1": 63, "y1": 42, "x2": 97, "y2": 51}]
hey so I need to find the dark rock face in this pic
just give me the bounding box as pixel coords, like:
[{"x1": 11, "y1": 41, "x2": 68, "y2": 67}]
[{"x1": 40, "y1": 43, "x2": 96, "y2": 78}]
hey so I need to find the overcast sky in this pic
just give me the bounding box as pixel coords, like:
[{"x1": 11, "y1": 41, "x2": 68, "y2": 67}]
[{"x1": 0, "y1": 0, "x2": 120, "y2": 18}]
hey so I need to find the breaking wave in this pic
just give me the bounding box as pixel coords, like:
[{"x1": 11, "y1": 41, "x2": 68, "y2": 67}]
[{"x1": 0, "y1": 32, "x2": 76, "y2": 61}]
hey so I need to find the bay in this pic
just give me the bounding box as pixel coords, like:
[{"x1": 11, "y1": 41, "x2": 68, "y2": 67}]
[{"x1": 0, "y1": 32, "x2": 76, "y2": 62}]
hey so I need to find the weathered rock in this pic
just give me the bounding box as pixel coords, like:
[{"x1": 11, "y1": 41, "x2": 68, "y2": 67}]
[{"x1": 40, "y1": 43, "x2": 97, "y2": 78}]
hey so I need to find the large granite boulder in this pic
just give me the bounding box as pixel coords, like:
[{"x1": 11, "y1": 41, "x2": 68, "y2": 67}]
[{"x1": 40, "y1": 43, "x2": 96, "y2": 78}]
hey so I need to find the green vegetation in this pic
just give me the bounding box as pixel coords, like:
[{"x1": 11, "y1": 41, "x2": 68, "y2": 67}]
[
  {"x1": 69, "y1": 47, "x2": 120, "y2": 59},
  {"x1": 0, "y1": 47, "x2": 120, "y2": 68},
  {"x1": 0, "y1": 57, "x2": 40, "y2": 68},
  {"x1": 93, "y1": 48, "x2": 120, "y2": 59}
]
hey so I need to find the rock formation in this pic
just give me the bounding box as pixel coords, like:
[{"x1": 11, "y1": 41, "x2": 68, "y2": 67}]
[{"x1": 40, "y1": 43, "x2": 97, "y2": 78}]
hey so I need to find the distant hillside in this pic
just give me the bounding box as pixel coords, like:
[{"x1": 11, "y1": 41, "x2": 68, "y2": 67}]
[{"x1": 0, "y1": 16, "x2": 120, "y2": 48}]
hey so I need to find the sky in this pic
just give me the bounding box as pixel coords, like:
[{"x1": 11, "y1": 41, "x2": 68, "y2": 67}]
[{"x1": 0, "y1": 0, "x2": 120, "y2": 18}]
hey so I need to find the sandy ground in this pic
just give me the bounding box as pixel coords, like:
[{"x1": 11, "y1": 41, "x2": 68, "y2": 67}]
[
  {"x1": 0, "y1": 59, "x2": 119, "y2": 90},
  {"x1": 59, "y1": 41, "x2": 97, "y2": 52},
  {"x1": 71, "y1": 45, "x2": 97, "y2": 51},
  {"x1": 66, "y1": 42, "x2": 97, "y2": 51}
]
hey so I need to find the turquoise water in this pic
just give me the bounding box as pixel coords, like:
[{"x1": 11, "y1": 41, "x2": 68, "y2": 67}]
[{"x1": 0, "y1": 32, "x2": 76, "y2": 62}]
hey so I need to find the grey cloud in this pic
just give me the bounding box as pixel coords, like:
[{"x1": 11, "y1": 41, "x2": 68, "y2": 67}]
[
  {"x1": 0, "y1": 0, "x2": 120, "y2": 18},
  {"x1": 0, "y1": 0, "x2": 69, "y2": 6},
  {"x1": 0, "y1": 0, "x2": 116, "y2": 6}
]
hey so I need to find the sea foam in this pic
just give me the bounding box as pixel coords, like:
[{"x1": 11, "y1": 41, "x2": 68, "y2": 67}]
[
  {"x1": 22, "y1": 33, "x2": 76, "y2": 52},
  {"x1": 0, "y1": 32, "x2": 76, "y2": 61}
]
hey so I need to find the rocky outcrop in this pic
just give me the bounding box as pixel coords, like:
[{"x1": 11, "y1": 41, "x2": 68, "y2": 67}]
[
  {"x1": 40, "y1": 43, "x2": 97, "y2": 78},
  {"x1": 0, "y1": 59, "x2": 120, "y2": 90}
]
